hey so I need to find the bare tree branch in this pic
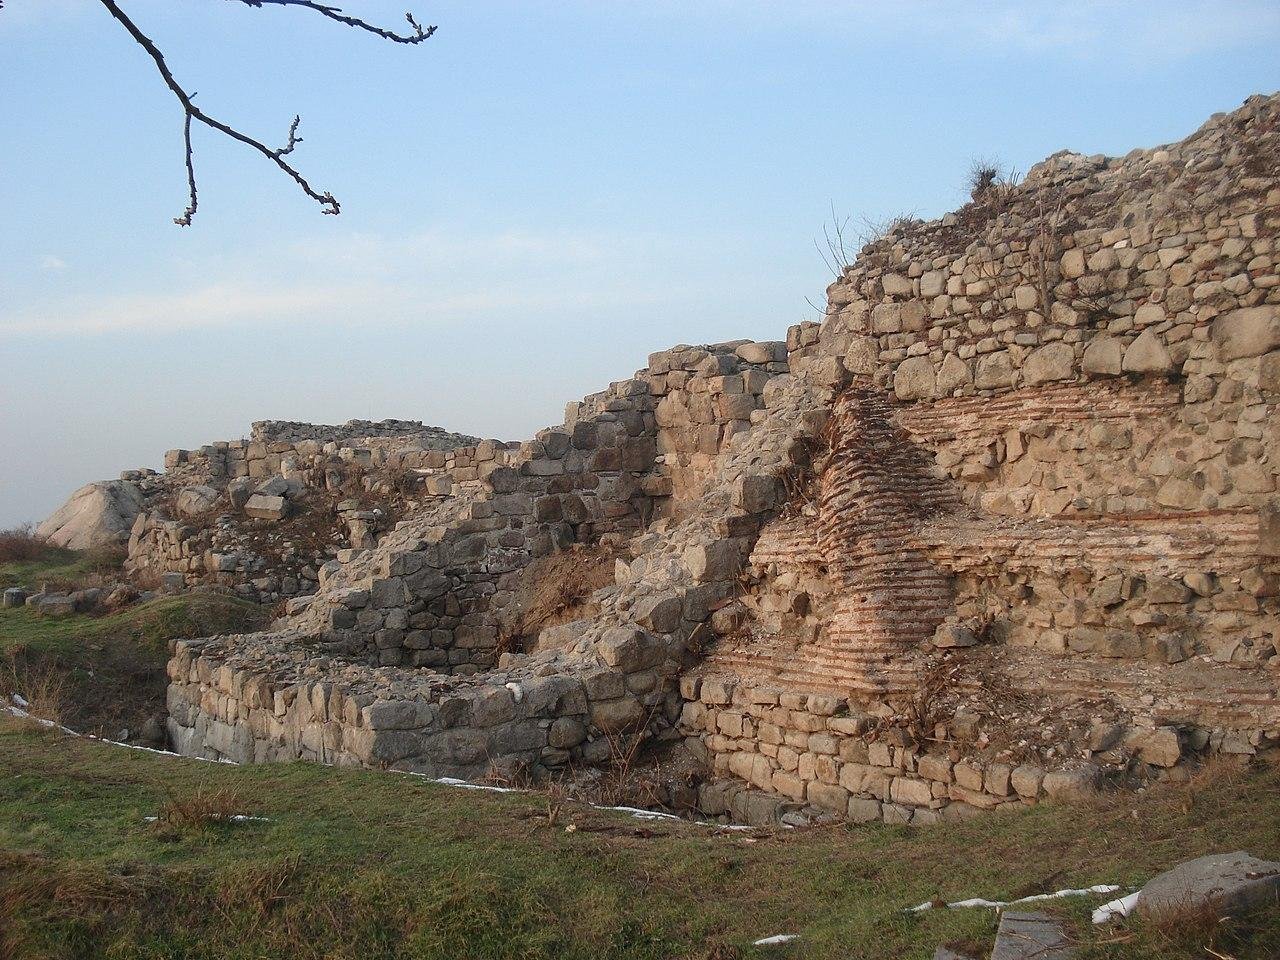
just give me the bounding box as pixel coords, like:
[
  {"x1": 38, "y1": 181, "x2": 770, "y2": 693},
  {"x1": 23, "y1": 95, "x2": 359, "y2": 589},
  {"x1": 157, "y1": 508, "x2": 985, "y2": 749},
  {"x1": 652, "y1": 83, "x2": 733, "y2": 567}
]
[
  {"x1": 95, "y1": 0, "x2": 436, "y2": 225},
  {"x1": 229, "y1": 0, "x2": 437, "y2": 44},
  {"x1": 177, "y1": 107, "x2": 198, "y2": 226}
]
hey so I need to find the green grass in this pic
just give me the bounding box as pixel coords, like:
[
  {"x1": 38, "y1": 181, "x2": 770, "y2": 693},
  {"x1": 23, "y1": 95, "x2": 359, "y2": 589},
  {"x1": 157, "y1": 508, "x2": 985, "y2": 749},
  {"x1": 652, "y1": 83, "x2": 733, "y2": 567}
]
[
  {"x1": 0, "y1": 594, "x2": 265, "y2": 657},
  {"x1": 0, "y1": 546, "x2": 105, "y2": 593},
  {"x1": 2, "y1": 719, "x2": 1277, "y2": 960}
]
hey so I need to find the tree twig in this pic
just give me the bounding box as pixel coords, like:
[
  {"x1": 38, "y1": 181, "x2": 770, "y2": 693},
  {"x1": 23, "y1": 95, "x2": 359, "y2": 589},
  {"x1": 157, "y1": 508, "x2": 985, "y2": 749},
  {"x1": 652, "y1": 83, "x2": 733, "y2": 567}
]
[
  {"x1": 229, "y1": 0, "x2": 437, "y2": 44},
  {"x1": 95, "y1": 0, "x2": 436, "y2": 225}
]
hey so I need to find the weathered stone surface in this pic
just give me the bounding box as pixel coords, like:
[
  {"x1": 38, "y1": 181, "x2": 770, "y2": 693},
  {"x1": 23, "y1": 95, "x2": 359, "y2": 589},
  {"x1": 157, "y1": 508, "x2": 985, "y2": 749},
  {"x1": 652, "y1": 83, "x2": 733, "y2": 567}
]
[
  {"x1": 990, "y1": 911, "x2": 1071, "y2": 960},
  {"x1": 1213, "y1": 306, "x2": 1280, "y2": 361},
  {"x1": 932, "y1": 618, "x2": 977, "y2": 648},
  {"x1": 243, "y1": 494, "x2": 289, "y2": 521},
  {"x1": 894, "y1": 356, "x2": 937, "y2": 401},
  {"x1": 1121, "y1": 330, "x2": 1173, "y2": 374},
  {"x1": 1022, "y1": 343, "x2": 1075, "y2": 385},
  {"x1": 684, "y1": 540, "x2": 743, "y2": 583},
  {"x1": 975, "y1": 351, "x2": 1015, "y2": 389},
  {"x1": 598, "y1": 627, "x2": 662, "y2": 673},
  {"x1": 1137, "y1": 852, "x2": 1280, "y2": 918},
  {"x1": 176, "y1": 485, "x2": 220, "y2": 518},
  {"x1": 37, "y1": 480, "x2": 143, "y2": 549},
  {"x1": 1082, "y1": 336, "x2": 1123, "y2": 376}
]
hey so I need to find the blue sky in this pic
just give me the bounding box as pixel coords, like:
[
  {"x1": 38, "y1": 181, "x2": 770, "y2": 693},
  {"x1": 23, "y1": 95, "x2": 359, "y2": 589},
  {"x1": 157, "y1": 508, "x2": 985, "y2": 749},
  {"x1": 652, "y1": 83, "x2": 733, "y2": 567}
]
[{"x1": 2, "y1": 0, "x2": 1278, "y2": 527}]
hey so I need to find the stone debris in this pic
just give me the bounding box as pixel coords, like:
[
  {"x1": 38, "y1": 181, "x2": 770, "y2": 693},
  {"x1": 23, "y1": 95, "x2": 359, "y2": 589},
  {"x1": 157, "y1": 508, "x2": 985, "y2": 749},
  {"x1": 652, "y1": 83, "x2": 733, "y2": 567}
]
[{"x1": 989, "y1": 911, "x2": 1072, "y2": 960}]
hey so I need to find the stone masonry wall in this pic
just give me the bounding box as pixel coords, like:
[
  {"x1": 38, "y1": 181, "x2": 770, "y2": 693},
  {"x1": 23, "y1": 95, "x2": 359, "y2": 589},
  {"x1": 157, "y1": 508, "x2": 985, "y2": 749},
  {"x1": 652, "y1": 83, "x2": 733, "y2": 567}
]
[
  {"x1": 681, "y1": 94, "x2": 1280, "y2": 825},
  {"x1": 167, "y1": 364, "x2": 833, "y2": 777}
]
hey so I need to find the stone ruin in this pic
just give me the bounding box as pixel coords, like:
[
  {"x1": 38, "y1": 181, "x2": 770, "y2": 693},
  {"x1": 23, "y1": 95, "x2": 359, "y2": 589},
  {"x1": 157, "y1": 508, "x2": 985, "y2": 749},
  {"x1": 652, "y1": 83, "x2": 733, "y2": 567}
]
[{"x1": 43, "y1": 94, "x2": 1280, "y2": 825}]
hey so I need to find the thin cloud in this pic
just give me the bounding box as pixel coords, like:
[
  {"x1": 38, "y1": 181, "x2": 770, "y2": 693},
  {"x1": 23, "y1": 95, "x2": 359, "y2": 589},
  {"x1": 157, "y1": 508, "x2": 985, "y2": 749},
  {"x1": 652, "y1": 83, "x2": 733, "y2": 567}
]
[
  {"x1": 40, "y1": 255, "x2": 68, "y2": 271},
  {"x1": 7, "y1": 228, "x2": 677, "y2": 336}
]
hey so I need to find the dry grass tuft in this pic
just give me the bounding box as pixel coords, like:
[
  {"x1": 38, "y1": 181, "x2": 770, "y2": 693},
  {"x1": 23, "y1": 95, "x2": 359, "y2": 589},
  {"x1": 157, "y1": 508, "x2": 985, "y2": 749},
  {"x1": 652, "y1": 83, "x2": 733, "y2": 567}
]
[
  {"x1": 0, "y1": 649, "x2": 70, "y2": 724},
  {"x1": 1128, "y1": 894, "x2": 1245, "y2": 957},
  {"x1": 499, "y1": 544, "x2": 617, "y2": 653},
  {"x1": 216, "y1": 856, "x2": 301, "y2": 917},
  {"x1": 152, "y1": 786, "x2": 246, "y2": 834}
]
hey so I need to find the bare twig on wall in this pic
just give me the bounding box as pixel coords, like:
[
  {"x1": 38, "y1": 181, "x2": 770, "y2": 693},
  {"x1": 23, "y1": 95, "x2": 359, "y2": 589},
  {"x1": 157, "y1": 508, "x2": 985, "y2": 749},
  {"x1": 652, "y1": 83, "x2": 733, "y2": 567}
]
[{"x1": 95, "y1": 0, "x2": 436, "y2": 225}]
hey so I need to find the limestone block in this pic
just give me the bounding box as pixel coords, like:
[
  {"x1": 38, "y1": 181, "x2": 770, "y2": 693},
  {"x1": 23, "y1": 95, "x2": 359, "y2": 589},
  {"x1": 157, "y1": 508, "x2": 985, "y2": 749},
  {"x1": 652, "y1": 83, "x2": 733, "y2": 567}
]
[
  {"x1": 1129, "y1": 726, "x2": 1182, "y2": 767},
  {"x1": 1137, "y1": 852, "x2": 1280, "y2": 918},
  {"x1": 1082, "y1": 336, "x2": 1124, "y2": 376},
  {"x1": 1010, "y1": 765, "x2": 1044, "y2": 798},
  {"x1": 37, "y1": 480, "x2": 143, "y2": 549},
  {"x1": 890, "y1": 776, "x2": 933, "y2": 807},
  {"x1": 843, "y1": 336, "x2": 879, "y2": 375},
  {"x1": 735, "y1": 341, "x2": 784, "y2": 365},
  {"x1": 591, "y1": 695, "x2": 647, "y2": 735},
  {"x1": 684, "y1": 539, "x2": 744, "y2": 583},
  {"x1": 935, "y1": 353, "x2": 972, "y2": 394},
  {"x1": 932, "y1": 618, "x2": 977, "y2": 648},
  {"x1": 733, "y1": 474, "x2": 782, "y2": 514},
  {"x1": 176, "y1": 485, "x2": 220, "y2": 518},
  {"x1": 243, "y1": 494, "x2": 288, "y2": 521},
  {"x1": 1022, "y1": 342, "x2": 1075, "y2": 385},
  {"x1": 597, "y1": 627, "x2": 662, "y2": 673},
  {"x1": 882, "y1": 273, "x2": 913, "y2": 296},
  {"x1": 975, "y1": 350, "x2": 1015, "y2": 389},
  {"x1": 1122, "y1": 330, "x2": 1174, "y2": 374},
  {"x1": 632, "y1": 593, "x2": 683, "y2": 634},
  {"x1": 1213, "y1": 306, "x2": 1280, "y2": 360},
  {"x1": 1060, "y1": 248, "x2": 1086, "y2": 279},
  {"x1": 894, "y1": 356, "x2": 937, "y2": 401},
  {"x1": 1041, "y1": 766, "x2": 1100, "y2": 800},
  {"x1": 847, "y1": 797, "x2": 882, "y2": 823},
  {"x1": 1156, "y1": 477, "x2": 1202, "y2": 510},
  {"x1": 990, "y1": 912, "x2": 1071, "y2": 960},
  {"x1": 807, "y1": 781, "x2": 849, "y2": 812}
]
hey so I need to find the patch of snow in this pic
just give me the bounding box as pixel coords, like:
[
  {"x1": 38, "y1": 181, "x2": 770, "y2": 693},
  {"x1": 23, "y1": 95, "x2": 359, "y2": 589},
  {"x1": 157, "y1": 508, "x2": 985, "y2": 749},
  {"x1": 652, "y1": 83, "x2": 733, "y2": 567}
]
[
  {"x1": 1092, "y1": 890, "x2": 1141, "y2": 924},
  {"x1": 752, "y1": 934, "x2": 799, "y2": 946},
  {"x1": 908, "y1": 883, "x2": 1121, "y2": 913}
]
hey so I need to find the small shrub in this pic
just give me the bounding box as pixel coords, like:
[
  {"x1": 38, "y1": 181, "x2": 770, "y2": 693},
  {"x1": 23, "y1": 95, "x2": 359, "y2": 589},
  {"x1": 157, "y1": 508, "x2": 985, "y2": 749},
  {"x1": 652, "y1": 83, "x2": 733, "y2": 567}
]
[
  {"x1": 0, "y1": 525, "x2": 52, "y2": 564},
  {"x1": 967, "y1": 157, "x2": 1003, "y2": 201}
]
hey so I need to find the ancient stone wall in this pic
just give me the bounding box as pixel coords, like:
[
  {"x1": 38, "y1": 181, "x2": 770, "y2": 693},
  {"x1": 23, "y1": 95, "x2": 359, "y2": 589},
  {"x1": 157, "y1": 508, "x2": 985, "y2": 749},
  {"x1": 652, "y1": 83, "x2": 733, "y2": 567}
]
[
  {"x1": 682, "y1": 94, "x2": 1280, "y2": 825},
  {"x1": 167, "y1": 358, "x2": 831, "y2": 775},
  {"x1": 164, "y1": 95, "x2": 1280, "y2": 828},
  {"x1": 249, "y1": 418, "x2": 471, "y2": 446},
  {"x1": 286, "y1": 340, "x2": 794, "y2": 675}
]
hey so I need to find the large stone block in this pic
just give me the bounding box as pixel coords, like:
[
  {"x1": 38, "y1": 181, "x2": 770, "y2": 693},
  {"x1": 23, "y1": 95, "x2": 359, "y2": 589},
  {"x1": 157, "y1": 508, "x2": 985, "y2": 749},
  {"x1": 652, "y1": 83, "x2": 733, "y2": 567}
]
[
  {"x1": 1213, "y1": 306, "x2": 1280, "y2": 361},
  {"x1": 975, "y1": 350, "x2": 1015, "y2": 389},
  {"x1": 1022, "y1": 342, "x2": 1075, "y2": 385},
  {"x1": 683, "y1": 539, "x2": 744, "y2": 583},
  {"x1": 1083, "y1": 336, "x2": 1123, "y2": 376},
  {"x1": 894, "y1": 356, "x2": 937, "y2": 400},
  {"x1": 1122, "y1": 330, "x2": 1173, "y2": 374},
  {"x1": 243, "y1": 494, "x2": 288, "y2": 521},
  {"x1": 1137, "y1": 852, "x2": 1280, "y2": 918},
  {"x1": 598, "y1": 627, "x2": 663, "y2": 673}
]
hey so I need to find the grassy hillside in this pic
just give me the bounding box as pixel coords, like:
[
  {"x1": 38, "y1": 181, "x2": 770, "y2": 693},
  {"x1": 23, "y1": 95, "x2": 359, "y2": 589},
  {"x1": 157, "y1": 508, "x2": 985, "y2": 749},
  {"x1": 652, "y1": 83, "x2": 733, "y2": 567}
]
[
  {"x1": 2, "y1": 718, "x2": 1277, "y2": 960},
  {"x1": 1, "y1": 588, "x2": 268, "y2": 737}
]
